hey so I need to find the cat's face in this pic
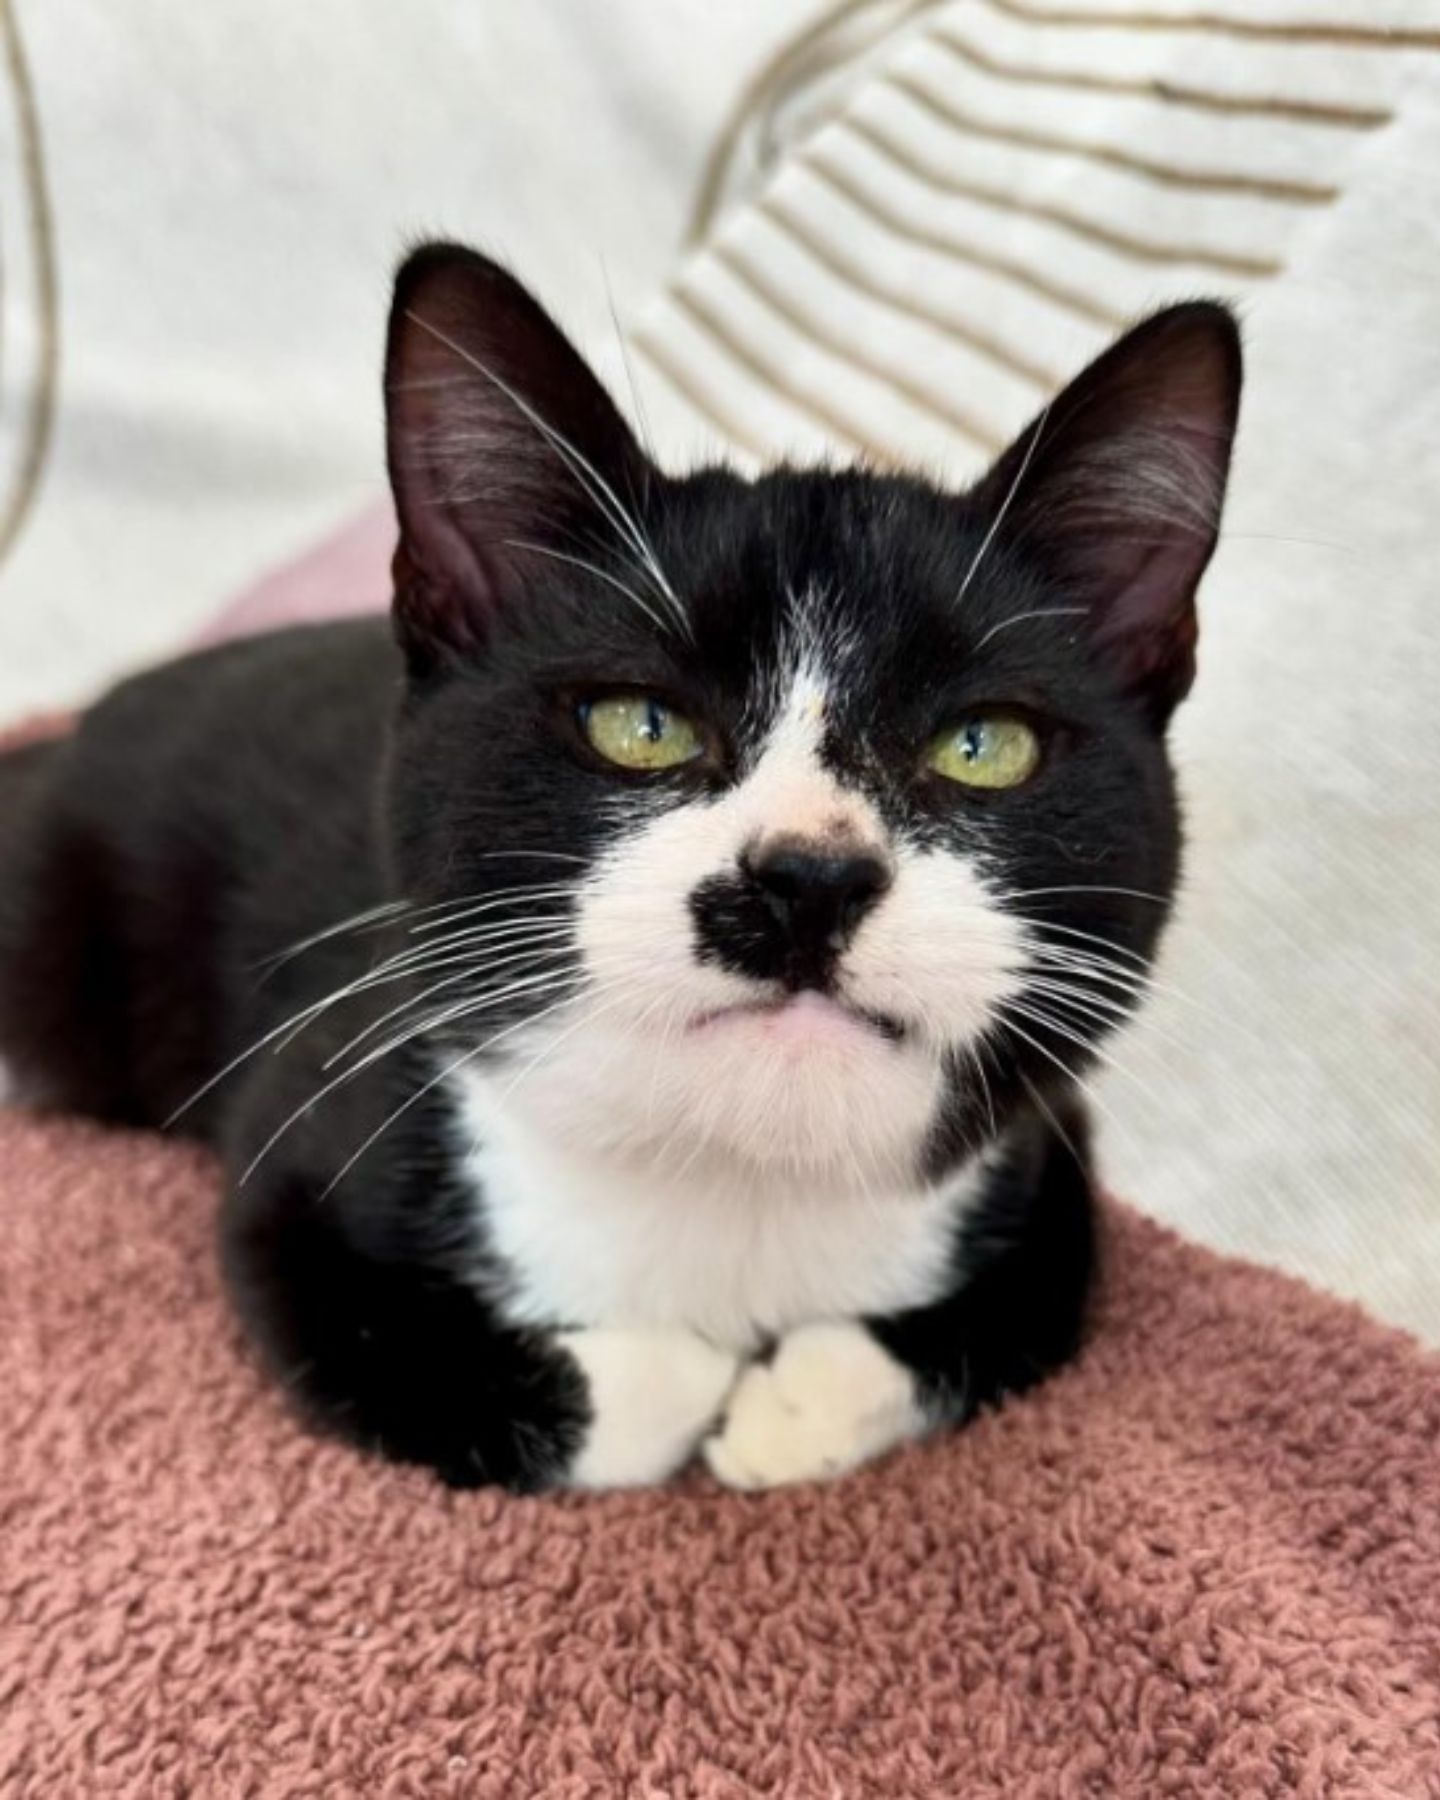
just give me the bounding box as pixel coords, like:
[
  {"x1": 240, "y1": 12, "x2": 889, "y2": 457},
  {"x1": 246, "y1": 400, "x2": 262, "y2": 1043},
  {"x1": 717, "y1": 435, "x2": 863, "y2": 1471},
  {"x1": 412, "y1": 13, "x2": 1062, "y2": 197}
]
[{"x1": 382, "y1": 246, "x2": 1240, "y2": 1193}]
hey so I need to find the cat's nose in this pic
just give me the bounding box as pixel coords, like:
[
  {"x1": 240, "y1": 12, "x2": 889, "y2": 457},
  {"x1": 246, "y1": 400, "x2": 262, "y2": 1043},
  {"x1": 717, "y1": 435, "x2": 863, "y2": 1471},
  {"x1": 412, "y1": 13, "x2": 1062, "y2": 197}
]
[{"x1": 744, "y1": 841, "x2": 892, "y2": 949}]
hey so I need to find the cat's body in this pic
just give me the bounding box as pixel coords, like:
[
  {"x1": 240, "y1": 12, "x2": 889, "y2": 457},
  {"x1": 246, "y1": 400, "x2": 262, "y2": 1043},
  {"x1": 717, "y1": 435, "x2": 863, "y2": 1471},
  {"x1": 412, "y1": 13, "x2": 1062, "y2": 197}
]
[{"x1": 0, "y1": 246, "x2": 1240, "y2": 1491}]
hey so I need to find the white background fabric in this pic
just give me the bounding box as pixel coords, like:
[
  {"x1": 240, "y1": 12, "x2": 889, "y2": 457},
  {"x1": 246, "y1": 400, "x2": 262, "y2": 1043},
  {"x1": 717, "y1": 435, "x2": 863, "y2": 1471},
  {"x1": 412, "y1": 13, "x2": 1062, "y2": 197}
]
[
  {"x1": 0, "y1": 0, "x2": 814, "y2": 718},
  {"x1": 2, "y1": 0, "x2": 1437, "y2": 1338}
]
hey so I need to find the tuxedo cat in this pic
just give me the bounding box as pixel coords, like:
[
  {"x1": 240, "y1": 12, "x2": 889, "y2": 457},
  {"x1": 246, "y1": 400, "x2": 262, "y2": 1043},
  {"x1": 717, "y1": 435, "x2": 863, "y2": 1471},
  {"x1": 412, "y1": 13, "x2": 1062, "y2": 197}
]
[{"x1": 0, "y1": 245, "x2": 1240, "y2": 1491}]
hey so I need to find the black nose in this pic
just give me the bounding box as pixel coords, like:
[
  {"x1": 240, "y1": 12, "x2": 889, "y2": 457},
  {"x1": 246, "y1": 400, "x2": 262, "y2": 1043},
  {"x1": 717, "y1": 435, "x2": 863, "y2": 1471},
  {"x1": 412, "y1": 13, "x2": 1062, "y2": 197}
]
[{"x1": 744, "y1": 842, "x2": 892, "y2": 950}]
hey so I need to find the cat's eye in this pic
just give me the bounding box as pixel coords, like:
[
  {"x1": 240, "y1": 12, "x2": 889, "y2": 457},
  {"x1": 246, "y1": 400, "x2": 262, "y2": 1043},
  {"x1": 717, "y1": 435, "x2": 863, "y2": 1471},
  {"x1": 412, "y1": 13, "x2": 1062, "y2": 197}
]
[
  {"x1": 578, "y1": 694, "x2": 703, "y2": 772},
  {"x1": 927, "y1": 716, "x2": 1041, "y2": 791}
]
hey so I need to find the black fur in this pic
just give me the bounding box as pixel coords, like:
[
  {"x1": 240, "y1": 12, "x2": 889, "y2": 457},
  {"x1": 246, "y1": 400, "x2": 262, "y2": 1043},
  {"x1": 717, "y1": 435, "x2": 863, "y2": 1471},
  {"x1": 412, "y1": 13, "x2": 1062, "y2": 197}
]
[
  {"x1": 871, "y1": 1102, "x2": 1096, "y2": 1420},
  {"x1": 0, "y1": 244, "x2": 1240, "y2": 1489}
]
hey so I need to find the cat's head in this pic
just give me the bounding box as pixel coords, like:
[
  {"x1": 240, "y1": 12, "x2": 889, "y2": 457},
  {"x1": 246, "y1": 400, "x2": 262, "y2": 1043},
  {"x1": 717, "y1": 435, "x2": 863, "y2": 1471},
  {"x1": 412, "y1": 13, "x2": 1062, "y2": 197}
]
[{"x1": 381, "y1": 243, "x2": 1240, "y2": 1193}]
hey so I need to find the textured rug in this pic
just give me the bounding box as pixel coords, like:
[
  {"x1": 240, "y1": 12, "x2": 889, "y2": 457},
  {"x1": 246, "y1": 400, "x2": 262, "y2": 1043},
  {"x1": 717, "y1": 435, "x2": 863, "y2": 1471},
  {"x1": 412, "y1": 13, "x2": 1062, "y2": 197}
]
[{"x1": 2, "y1": 1099, "x2": 1439, "y2": 1798}]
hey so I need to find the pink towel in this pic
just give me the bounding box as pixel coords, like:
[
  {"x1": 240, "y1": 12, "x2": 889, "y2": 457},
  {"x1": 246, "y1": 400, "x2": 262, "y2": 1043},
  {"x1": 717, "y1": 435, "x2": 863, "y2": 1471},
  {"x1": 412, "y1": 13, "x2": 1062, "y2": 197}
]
[{"x1": 2, "y1": 1098, "x2": 1437, "y2": 1796}]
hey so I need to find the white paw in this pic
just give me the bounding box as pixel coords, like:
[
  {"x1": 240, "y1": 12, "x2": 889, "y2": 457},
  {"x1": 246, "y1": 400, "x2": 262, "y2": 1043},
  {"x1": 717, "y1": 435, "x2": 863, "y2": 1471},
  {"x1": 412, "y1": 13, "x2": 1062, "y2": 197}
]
[
  {"x1": 703, "y1": 1321, "x2": 925, "y2": 1491},
  {"x1": 560, "y1": 1326, "x2": 741, "y2": 1489}
]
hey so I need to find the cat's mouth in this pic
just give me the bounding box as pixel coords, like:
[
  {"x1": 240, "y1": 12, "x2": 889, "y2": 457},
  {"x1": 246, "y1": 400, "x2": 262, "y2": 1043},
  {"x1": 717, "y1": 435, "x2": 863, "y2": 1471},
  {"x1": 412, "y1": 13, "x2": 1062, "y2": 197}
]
[{"x1": 689, "y1": 989, "x2": 906, "y2": 1046}]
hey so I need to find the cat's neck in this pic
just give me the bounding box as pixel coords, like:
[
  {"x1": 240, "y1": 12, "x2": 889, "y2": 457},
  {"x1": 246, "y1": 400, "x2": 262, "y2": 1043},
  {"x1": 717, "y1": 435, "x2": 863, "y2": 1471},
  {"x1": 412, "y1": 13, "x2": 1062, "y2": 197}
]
[{"x1": 447, "y1": 1066, "x2": 987, "y2": 1350}]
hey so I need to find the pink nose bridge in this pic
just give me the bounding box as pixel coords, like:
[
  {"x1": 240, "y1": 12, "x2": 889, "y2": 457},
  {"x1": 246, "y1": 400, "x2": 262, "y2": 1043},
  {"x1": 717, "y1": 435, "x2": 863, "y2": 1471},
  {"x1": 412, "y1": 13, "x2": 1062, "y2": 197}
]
[
  {"x1": 726, "y1": 661, "x2": 893, "y2": 871},
  {"x1": 730, "y1": 727, "x2": 890, "y2": 877}
]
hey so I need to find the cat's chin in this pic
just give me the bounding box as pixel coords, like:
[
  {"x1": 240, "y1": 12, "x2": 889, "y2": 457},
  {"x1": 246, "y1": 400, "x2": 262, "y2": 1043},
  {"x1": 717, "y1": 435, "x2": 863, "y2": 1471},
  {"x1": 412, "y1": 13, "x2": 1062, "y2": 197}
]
[{"x1": 489, "y1": 998, "x2": 946, "y2": 1195}]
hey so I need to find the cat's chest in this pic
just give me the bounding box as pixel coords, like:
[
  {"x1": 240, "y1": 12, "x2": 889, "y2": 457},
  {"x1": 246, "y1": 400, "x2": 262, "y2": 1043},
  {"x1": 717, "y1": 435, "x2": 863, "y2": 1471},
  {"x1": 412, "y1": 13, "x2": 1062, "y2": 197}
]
[{"x1": 452, "y1": 1080, "x2": 972, "y2": 1349}]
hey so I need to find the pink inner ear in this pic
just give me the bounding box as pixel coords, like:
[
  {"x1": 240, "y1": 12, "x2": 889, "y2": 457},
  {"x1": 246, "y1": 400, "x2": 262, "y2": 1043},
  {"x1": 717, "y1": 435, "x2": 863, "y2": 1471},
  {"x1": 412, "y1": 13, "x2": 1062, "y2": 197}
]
[
  {"x1": 969, "y1": 303, "x2": 1240, "y2": 722},
  {"x1": 1091, "y1": 538, "x2": 1202, "y2": 702},
  {"x1": 382, "y1": 244, "x2": 651, "y2": 665}
]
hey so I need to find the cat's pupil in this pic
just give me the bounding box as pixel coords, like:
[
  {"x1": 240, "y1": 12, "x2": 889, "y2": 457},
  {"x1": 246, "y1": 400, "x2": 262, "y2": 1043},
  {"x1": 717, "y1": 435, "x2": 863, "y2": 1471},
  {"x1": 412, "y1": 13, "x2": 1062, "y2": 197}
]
[
  {"x1": 641, "y1": 701, "x2": 667, "y2": 744},
  {"x1": 961, "y1": 723, "x2": 986, "y2": 763}
]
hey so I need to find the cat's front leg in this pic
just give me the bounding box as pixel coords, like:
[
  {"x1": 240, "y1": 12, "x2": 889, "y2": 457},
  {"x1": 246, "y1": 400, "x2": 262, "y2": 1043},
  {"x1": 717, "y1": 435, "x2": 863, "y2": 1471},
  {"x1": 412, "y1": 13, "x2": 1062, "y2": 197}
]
[
  {"x1": 703, "y1": 1322, "x2": 928, "y2": 1490},
  {"x1": 558, "y1": 1324, "x2": 741, "y2": 1490},
  {"x1": 220, "y1": 1141, "x2": 738, "y2": 1490},
  {"x1": 225, "y1": 1193, "x2": 738, "y2": 1490},
  {"x1": 560, "y1": 1327, "x2": 740, "y2": 1488},
  {"x1": 705, "y1": 1109, "x2": 1096, "y2": 1490}
]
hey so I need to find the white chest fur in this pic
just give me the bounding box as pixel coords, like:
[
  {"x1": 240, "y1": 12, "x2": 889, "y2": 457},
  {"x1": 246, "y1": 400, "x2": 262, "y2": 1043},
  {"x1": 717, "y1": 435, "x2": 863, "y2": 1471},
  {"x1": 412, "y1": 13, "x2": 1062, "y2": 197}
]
[{"x1": 451, "y1": 1071, "x2": 976, "y2": 1352}]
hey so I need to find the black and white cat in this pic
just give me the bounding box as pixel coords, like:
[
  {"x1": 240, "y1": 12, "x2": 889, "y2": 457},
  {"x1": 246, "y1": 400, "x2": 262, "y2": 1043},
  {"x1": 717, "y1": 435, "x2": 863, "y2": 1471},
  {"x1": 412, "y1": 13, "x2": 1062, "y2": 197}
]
[{"x1": 0, "y1": 245, "x2": 1240, "y2": 1492}]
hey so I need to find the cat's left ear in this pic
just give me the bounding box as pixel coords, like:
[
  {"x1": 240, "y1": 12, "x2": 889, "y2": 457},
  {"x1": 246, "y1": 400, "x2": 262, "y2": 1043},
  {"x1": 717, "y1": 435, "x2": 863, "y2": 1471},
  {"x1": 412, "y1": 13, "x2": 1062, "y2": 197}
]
[{"x1": 968, "y1": 303, "x2": 1242, "y2": 726}]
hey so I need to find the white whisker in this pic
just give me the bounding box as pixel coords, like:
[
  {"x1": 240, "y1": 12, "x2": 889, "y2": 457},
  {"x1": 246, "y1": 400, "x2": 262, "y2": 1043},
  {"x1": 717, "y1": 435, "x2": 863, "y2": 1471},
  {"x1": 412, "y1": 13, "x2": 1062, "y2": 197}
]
[
  {"x1": 956, "y1": 402, "x2": 1052, "y2": 608},
  {"x1": 334, "y1": 968, "x2": 587, "y2": 1079},
  {"x1": 970, "y1": 606, "x2": 1088, "y2": 652},
  {"x1": 168, "y1": 877, "x2": 588, "y2": 1127},
  {"x1": 250, "y1": 900, "x2": 413, "y2": 976},
  {"x1": 403, "y1": 310, "x2": 690, "y2": 638},
  {"x1": 1018, "y1": 1073, "x2": 1083, "y2": 1164},
  {"x1": 372, "y1": 920, "x2": 575, "y2": 976},
  {"x1": 1023, "y1": 977, "x2": 1135, "y2": 1025},
  {"x1": 321, "y1": 942, "x2": 580, "y2": 1070},
  {"x1": 505, "y1": 538, "x2": 674, "y2": 638},
  {"x1": 238, "y1": 969, "x2": 588, "y2": 1186},
  {"x1": 1003, "y1": 883, "x2": 1172, "y2": 907},
  {"x1": 1020, "y1": 919, "x2": 1149, "y2": 965},
  {"x1": 1001, "y1": 996, "x2": 1168, "y2": 1119},
  {"x1": 1026, "y1": 949, "x2": 1157, "y2": 1002},
  {"x1": 268, "y1": 918, "x2": 576, "y2": 1049},
  {"x1": 994, "y1": 1014, "x2": 1137, "y2": 1155},
  {"x1": 408, "y1": 885, "x2": 577, "y2": 936},
  {"x1": 602, "y1": 260, "x2": 658, "y2": 460},
  {"x1": 315, "y1": 984, "x2": 596, "y2": 1199}
]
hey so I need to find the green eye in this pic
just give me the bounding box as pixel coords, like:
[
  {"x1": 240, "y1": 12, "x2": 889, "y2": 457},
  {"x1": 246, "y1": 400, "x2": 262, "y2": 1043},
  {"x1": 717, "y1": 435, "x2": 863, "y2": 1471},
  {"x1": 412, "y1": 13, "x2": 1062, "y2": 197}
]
[
  {"x1": 580, "y1": 694, "x2": 703, "y2": 771},
  {"x1": 927, "y1": 716, "x2": 1041, "y2": 790}
]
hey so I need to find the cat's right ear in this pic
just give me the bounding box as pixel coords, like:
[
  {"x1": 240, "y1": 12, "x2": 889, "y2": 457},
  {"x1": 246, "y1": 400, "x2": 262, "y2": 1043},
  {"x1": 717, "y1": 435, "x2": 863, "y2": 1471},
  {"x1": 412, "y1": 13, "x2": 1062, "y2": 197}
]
[{"x1": 384, "y1": 243, "x2": 649, "y2": 671}]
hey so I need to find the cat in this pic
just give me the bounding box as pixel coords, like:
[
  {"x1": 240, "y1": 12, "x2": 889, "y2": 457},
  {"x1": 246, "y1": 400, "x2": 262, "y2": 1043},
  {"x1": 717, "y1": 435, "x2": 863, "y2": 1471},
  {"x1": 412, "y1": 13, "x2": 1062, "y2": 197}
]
[{"x1": 0, "y1": 243, "x2": 1241, "y2": 1492}]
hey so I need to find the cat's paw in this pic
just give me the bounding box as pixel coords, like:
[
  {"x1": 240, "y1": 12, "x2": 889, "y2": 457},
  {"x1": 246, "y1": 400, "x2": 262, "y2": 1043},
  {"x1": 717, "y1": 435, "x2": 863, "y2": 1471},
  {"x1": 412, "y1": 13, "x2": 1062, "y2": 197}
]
[
  {"x1": 703, "y1": 1321, "x2": 925, "y2": 1491},
  {"x1": 560, "y1": 1326, "x2": 741, "y2": 1489}
]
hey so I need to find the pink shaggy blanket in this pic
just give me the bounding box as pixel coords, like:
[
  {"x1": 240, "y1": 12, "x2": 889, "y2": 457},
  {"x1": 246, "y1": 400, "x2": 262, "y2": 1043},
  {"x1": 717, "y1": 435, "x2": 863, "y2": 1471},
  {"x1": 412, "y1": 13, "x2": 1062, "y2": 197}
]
[{"x1": 3, "y1": 1097, "x2": 1439, "y2": 1796}]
